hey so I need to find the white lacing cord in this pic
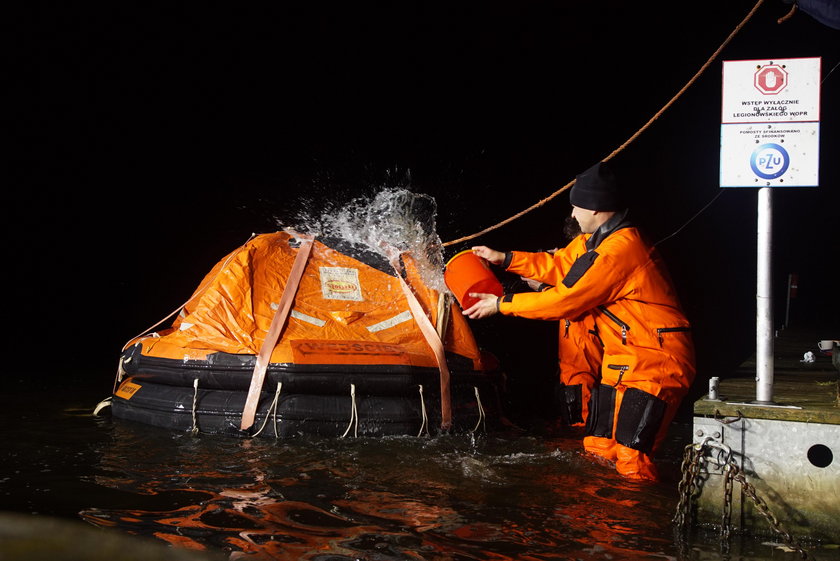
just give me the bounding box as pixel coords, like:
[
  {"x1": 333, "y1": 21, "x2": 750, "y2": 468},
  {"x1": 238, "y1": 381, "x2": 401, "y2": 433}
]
[
  {"x1": 252, "y1": 382, "x2": 282, "y2": 438},
  {"x1": 341, "y1": 383, "x2": 358, "y2": 438},
  {"x1": 93, "y1": 397, "x2": 112, "y2": 416},
  {"x1": 114, "y1": 356, "x2": 128, "y2": 390},
  {"x1": 190, "y1": 378, "x2": 200, "y2": 435},
  {"x1": 471, "y1": 386, "x2": 486, "y2": 434},
  {"x1": 417, "y1": 384, "x2": 429, "y2": 437}
]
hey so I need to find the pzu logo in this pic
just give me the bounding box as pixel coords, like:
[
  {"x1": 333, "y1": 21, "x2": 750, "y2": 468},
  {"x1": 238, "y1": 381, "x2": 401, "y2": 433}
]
[{"x1": 750, "y1": 143, "x2": 790, "y2": 180}]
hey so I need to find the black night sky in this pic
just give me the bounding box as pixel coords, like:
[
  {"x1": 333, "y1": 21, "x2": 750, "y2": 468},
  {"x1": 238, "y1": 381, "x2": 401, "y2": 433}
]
[{"x1": 9, "y1": 2, "x2": 840, "y2": 408}]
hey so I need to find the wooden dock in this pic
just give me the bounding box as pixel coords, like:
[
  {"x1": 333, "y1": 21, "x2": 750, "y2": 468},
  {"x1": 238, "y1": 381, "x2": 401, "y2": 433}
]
[
  {"x1": 694, "y1": 327, "x2": 839, "y2": 424},
  {"x1": 691, "y1": 327, "x2": 840, "y2": 543}
]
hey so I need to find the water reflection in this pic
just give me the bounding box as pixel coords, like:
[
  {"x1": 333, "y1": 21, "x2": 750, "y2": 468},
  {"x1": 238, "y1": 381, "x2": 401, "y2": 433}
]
[
  {"x1": 2, "y1": 395, "x2": 835, "y2": 561},
  {"x1": 80, "y1": 421, "x2": 690, "y2": 560}
]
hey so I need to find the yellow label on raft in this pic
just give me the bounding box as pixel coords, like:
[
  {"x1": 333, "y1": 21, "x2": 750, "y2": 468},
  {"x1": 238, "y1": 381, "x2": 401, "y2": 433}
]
[{"x1": 116, "y1": 380, "x2": 142, "y2": 400}]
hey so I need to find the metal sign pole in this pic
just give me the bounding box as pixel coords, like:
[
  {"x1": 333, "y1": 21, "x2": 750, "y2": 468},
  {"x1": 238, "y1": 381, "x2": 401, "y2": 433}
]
[
  {"x1": 755, "y1": 187, "x2": 775, "y2": 404},
  {"x1": 720, "y1": 56, "x2": 820, "y2": 405}
]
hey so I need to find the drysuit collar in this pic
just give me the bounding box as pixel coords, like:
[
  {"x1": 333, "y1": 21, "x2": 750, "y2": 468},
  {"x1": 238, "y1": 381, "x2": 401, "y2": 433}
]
[{"x1": 586, "y1": 208, "x2": 632, "y2": 251}]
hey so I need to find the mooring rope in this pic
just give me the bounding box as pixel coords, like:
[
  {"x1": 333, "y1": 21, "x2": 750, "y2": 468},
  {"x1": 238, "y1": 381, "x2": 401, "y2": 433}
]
[
  {"x1": 341, "y1": 383, "x2": 359, "y2": 438},
  {"x1": 442, "y1": 0, "x2": 766, "y2": 248},
  {"x1": 252, "y1": 382, "x2": 283, "y2": 438},
  {"x1": 777, "y1": 3, "x2": 797, "y2": 23},
  {"x1": 471, "y1": 386, "x2": 486, "y2": 434},
  {"x1": 190, "y1": 378, "x2": 200, "y2": 435},
  {"x1": 417, "y1": 384, "x2": 429, "y2": 437}
]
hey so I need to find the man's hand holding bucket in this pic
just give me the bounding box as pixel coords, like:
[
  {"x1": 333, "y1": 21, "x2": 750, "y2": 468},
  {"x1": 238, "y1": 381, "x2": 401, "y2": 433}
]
[
  {"x1": 470, "y1": 246, "x2": 505, "y2": 265},
  {"x1": 461, "y1": 246, "x2": 505, "y2": 319}
]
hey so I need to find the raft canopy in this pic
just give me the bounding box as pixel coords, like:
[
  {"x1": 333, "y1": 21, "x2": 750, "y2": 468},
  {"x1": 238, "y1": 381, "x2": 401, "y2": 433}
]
[{"x1": 123, "y1": 231, "x2": 492, "y2": 373}]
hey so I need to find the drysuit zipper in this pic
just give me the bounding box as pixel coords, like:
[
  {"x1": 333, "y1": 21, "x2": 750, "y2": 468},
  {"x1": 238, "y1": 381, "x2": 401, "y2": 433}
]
[
  {"x1": 598, "y1": 305, "x2": 630, "y2": 344},
  {"x1": 607, "y1": 364, "x2": 629, "y2": 387},
  {"x1": 656, "y1": 326, "x2": 691, "y2": 346}
]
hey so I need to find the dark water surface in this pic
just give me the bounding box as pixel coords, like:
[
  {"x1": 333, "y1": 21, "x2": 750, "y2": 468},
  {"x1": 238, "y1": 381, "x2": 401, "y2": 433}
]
[{"x1": 2, "y1": 378, "x2": 836, "y2": 561}]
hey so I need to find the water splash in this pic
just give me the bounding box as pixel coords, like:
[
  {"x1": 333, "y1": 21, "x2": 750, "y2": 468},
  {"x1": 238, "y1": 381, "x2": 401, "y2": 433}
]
[{"x1": 284, "y1": 187, "x2": 447, "y2": 291}]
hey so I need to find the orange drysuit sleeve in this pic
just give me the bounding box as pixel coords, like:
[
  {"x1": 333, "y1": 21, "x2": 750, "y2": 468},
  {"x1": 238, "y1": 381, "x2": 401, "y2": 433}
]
[{"x1": 499, "y1": 230, "x2": 661, "y2": 322}]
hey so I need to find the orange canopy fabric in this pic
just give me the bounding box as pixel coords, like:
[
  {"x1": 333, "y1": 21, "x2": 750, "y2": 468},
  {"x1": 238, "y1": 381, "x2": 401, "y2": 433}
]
[{"x1": 125, "y1": 232, "x2": 486, "y2": 370}]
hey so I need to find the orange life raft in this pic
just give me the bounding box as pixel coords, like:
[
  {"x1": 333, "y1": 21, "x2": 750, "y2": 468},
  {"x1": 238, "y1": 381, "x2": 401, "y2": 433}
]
[{"x1": 111, "y1": 231, "x2": 505, "y2": 437}]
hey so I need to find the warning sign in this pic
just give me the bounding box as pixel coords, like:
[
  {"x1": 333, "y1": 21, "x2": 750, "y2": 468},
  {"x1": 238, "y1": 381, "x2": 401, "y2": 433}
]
[
  {"x1": 720, "y1": 57, "x2": 821, "y2": 188},
  {"x1": 721, "y1": 58, "x2": 820, "y2": 124}
]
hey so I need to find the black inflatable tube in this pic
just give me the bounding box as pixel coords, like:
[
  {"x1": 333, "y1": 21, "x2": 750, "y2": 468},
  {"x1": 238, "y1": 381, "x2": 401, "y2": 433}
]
[
  {"x1": 122, "y1": 346, "x2": 497, "y2": 395},
  {"x1": 112, "y1": 378, "x2": 503, "y2": 438}
]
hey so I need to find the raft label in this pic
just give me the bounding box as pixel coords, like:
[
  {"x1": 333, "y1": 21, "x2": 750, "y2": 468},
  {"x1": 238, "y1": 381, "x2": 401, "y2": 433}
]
[
  {"x1": 291, "y1": 340, "x2": 410, "y2": 365},
  {"x1": 319, "y1": 267, "x2": 363, "y2": 301},
  {"x1": 116, "y1": 380, "x2": 142, "y2": 400}
]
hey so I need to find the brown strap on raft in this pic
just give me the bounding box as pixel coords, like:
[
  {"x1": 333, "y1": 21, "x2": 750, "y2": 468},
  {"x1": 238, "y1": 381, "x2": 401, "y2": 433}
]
[
  {"x1": 392, "y1": 258, "x2": 452, "y2": 430},
  {"x1": 240, "y1": 237, "x2": 314, "y2": 431}
]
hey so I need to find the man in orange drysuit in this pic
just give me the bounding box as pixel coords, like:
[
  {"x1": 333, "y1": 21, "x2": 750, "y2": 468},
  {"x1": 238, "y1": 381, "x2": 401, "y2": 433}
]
[
  {"x1": 463, "y1": 161, "x2": 696, "y2": 481},
  {"x1": 557, "y1": 313, "x2": 602, "y2": 427},
  {"x1": 520, "y1": 235, "x2": 603, "y2": 428}
]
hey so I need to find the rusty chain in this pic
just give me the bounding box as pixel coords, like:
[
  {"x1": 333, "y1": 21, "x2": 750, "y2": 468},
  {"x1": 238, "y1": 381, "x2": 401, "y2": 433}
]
[
  {"x1": 673, "y1": 439, "x2": 815, "y2": 561},
  {"x1": 673, "y1": 441, "x2": 705, "y2": 532},
  {"x1": 727, "y1": 460, "x2": 812, "y2": 560},
  {"x1": 721, "y1": 463, "x2": 735, "y2": 554}
]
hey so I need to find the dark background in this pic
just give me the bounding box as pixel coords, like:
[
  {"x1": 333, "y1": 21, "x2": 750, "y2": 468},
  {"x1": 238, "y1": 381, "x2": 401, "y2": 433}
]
[{"x1": 9, "y1": 2, "x2": 839, "y2": 418}]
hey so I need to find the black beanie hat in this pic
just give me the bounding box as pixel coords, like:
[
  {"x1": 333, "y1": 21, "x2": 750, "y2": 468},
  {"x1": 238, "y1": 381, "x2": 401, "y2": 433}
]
[{"x1": 570, "y1": 161, "x2": 623, "y2": 211}]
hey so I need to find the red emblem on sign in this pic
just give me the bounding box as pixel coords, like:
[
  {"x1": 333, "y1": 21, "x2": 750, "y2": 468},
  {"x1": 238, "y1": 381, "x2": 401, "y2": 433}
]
[{"x1": 754, "y1": 64, "x2": 788, "y2": 95}]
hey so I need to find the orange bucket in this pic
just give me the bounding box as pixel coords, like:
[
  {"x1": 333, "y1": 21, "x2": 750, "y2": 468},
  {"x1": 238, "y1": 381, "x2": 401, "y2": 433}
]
[{"x1": 444, "y1": 250, "x2": 504, "y2": 309}]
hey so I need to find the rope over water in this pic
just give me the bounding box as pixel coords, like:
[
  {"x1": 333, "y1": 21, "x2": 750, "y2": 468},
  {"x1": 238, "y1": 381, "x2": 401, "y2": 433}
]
[
  {"x1": 190, "y1": 378, "x2": 200, "y2": 435},
  {"x1": 442, "y1": 0, "x2": 767, "y2": 248},
  {"x1": 252, "y1": 382, "x2": 283, "y2": 438},
  {"x1": 417, "y1": 384, "x2": 430, "y2": 437},
  {"x1": 341, "y1": 383, "x2": 359, "y2": 438}
]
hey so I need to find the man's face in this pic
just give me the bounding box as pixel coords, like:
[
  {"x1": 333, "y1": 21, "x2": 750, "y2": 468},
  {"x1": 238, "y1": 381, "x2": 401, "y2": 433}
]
[{"x1": 570, "y1": 206, "x2": 598, "y2": 234}]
